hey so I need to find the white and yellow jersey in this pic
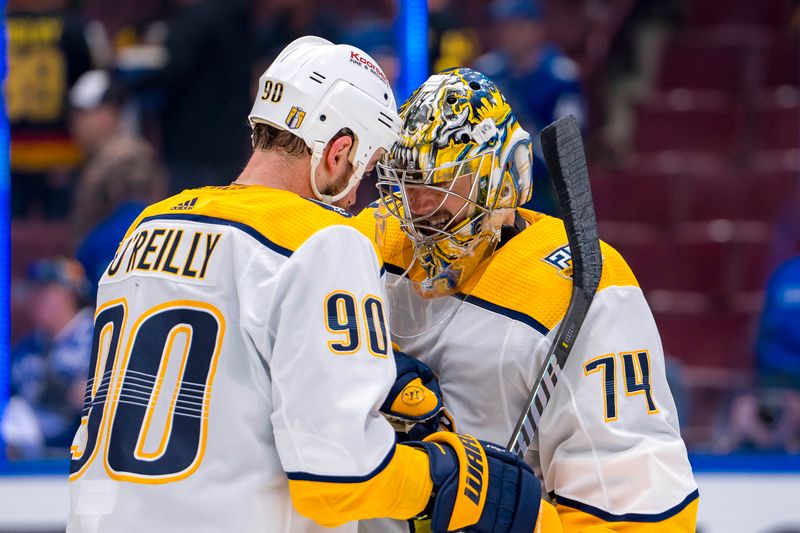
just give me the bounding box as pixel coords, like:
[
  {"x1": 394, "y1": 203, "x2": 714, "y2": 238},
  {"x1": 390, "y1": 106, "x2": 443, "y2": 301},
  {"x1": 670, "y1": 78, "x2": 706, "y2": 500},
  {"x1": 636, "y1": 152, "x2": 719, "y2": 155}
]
[
  {"x1": 355, "y1": 207, "x2": 698, "y2": 532},
  {"x1": 67, "y1": 185, "x2": 428, "y2": 533}
]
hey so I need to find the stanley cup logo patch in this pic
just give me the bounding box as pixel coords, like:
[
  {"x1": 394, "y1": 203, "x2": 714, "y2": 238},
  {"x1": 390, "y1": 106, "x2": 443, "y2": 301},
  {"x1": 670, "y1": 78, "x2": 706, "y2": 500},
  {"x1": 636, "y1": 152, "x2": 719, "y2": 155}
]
[{"x1": 285, "y1": 107, "x2": 306, "y2": 129}]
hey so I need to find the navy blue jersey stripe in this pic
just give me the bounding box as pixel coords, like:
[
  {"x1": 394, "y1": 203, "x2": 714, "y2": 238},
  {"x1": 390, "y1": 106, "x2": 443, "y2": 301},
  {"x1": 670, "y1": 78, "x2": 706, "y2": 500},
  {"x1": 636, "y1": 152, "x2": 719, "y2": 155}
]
[
  {"x1": 136, "y1": 213, "x2": 295, "y2": 258},
  {"x1": 285, "y1": 445, "x2": 395, "y2": 483},
  {"x1": 455, "y1": 293, "x2": 550, "y2": 336},
  {"x1": 553, "y1": 489, "x2": 699, "y2": 523},
  {"x1": 384, "y1": 262, "x2": 551, "y2": 335},
  {"x1": 138, "y1": 213, "x2": 388, "y2": 276}
]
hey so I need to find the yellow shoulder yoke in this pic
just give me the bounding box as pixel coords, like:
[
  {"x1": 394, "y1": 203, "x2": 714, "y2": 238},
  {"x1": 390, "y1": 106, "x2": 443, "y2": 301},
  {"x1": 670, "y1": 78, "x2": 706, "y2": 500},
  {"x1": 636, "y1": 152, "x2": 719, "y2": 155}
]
[
  {"x1": 124, "y1": 185, "x2": 366, "y2": 256},
  {"x1": 461, "y1": 210, "x2": 639, "y2": 332},
  {"x1": 355, "y1": 207, "x2": 639, "y2": 333}
]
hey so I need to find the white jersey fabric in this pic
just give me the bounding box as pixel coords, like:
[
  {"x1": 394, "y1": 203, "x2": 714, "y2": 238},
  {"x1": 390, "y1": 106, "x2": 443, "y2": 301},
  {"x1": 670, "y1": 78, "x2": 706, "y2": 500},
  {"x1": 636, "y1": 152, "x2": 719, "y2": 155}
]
[
  {"x1": 67, "y1": 186, "x2": 397, "y2": 533},
  {"x1": 357, "y1": 207, "x2": 698, "y2": 532}
]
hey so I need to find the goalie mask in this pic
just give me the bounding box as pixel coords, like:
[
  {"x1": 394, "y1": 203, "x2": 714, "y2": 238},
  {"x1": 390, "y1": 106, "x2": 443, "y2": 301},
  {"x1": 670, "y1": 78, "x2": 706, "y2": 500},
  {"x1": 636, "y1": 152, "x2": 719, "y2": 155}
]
[{"x1": 376, "y1": 68, "x2": 533, "y2": 296}]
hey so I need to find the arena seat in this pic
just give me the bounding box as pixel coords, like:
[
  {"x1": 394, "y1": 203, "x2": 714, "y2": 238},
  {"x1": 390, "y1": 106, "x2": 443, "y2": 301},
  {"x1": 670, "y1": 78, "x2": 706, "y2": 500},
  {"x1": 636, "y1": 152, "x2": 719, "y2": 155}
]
[
  {"x1": 654, "y1": 311, "x2": 756, "y2": 369},
  {"x1": 614, "y1": 239, "x2": 730, "y2": 294},
  {"x1": 755, "y1": 90, "x2": 800, "y2": 150},
  {"x1": 11, "y1": 221, "x2": 75, "y2": 278},
  {"x1": 10, "y1": 221, "x2": 75, "y2": 344},
  {"x1": 686, "y1": 0, "x2": 791, "y2": 28},
  {"x1": 760, "y1": 35, "x2": 800, "y2": 89},
  {"x1": 592, "y1": 170, "x2": 681, "y2": 224},
  {"x1": 682, "y1": 172, "x2": 798, "y2": 221},
  {"x1": 635, "y1": 91, "x2": 744, "y2": 156},
  {"x1": 657, "y1": 38, "x2": 747, "y2": 93}
]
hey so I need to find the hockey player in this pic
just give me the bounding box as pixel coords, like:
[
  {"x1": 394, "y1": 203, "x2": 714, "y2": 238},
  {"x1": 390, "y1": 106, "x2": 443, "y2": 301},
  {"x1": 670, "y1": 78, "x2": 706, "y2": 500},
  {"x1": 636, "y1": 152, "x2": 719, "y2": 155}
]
[
  {"x1": 66, "y1": 40, "x2": 557, "y2": 533},
  {"x1": 358, "y1": 68, "x2": 699, "y2": 532}
]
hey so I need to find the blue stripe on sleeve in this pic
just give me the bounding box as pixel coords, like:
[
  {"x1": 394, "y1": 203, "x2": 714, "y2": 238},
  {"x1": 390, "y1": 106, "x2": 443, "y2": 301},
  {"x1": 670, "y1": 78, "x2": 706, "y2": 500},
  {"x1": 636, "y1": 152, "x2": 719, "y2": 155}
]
[
  {"x1": 553, "y1": 489, "x2": 700, "y2": 523},
  {"x1": 285, "y1": 444, "x2": 396, "y2": 483},
  {"x1": 384, "y1": 263, "x2": 551, "y2": 336}
]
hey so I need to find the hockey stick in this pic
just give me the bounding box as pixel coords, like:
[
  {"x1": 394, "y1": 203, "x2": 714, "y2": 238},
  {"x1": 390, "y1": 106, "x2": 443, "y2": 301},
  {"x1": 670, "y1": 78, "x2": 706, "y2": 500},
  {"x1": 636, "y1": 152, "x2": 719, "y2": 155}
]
[{"x1": 507, "y1": 115, "x2": 603, "y2": 459}]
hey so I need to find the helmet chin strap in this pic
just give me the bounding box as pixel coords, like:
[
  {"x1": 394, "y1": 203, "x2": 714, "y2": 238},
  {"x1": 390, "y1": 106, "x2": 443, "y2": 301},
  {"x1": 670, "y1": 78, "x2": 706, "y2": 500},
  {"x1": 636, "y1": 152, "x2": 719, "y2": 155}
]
[{"x1": 309, "y1": 140, "x2": 366, "y2": 204}]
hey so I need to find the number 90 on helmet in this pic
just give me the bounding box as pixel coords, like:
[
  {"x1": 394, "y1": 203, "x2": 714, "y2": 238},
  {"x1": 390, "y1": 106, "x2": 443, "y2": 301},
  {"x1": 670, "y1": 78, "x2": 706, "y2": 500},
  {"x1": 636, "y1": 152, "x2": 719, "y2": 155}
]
[
  {"x1": 376, "y1": 67, "x2": 533, "y2": 296},
  {"x1": 249, "y1": 36, "x2": 401, "y2": 203}
]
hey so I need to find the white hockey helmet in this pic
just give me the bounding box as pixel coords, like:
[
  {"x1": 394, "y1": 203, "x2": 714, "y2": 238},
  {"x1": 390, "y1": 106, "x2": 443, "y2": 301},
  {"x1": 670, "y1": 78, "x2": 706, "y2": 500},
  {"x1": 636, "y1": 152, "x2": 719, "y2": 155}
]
[{"x1": 249, "y1": 36, "x2": 401, "y2": 204}]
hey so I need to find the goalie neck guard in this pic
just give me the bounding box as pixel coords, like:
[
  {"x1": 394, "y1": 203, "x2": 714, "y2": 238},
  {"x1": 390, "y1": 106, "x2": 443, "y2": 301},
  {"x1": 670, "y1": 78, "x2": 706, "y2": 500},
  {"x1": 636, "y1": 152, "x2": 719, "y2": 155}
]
[{"x1": 376, "y1": 68, "x2": 533, "y2": 296}]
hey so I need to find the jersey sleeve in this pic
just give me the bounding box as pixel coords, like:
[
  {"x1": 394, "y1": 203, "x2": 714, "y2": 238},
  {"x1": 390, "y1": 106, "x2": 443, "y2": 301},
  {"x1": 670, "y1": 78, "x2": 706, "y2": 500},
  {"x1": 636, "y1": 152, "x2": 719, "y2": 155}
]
[
  {"x1": 535, "y1": 284, "x2": 699, "y2": 532},
  {"x1": 268, "y1": 224, "x2": 395, "y2": 475},
  {"x1": 265, "y1": 224, "x2": 431, "y2": 525}
]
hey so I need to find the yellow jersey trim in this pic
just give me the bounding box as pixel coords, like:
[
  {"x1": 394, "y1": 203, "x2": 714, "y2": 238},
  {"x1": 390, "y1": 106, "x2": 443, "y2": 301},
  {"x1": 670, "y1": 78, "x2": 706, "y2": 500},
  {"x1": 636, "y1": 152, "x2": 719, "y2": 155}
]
[
  {"x1": 124, "y1": 185, "x2": 380, "y2": 259},
  {"x1": 288, "y1": 445, "x2": 432, "y2": 527},
  {"x1": 354, "y1": 206, "x2": 639, "y2": 332},
  {"x1": 555, "y1": 490, "x2": 699, "y2": 532}
]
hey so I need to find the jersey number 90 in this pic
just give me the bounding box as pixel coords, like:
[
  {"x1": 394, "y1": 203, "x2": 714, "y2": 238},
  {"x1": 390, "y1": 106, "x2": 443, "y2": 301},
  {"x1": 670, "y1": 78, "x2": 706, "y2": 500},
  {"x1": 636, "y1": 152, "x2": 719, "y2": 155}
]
[
  {"x1": 325, "y1": 291, "x2": 388, "y2": 358},
  {"x1": 69, "y1": 298, "x2": 224, "y2": 484}
]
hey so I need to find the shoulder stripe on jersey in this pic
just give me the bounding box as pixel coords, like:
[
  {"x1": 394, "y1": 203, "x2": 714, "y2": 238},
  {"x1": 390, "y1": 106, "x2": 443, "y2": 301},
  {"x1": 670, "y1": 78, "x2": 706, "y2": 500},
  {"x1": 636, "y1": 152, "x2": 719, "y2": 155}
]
[
  {"x1": 385, "y1": 263, "x2": 550, "y2": 335},
  {"x1": 456, "y1": 293, "x2": 550, "y2": 336},
  {"x1": 552, "y1": 489, "x2": 700, "y2": 523},
  {"x1": 285, "y1": 444, "x2": 395, "y2": 483},
  {"x1": 136, "y1": 213, "x2": 294, "y2": 258}
]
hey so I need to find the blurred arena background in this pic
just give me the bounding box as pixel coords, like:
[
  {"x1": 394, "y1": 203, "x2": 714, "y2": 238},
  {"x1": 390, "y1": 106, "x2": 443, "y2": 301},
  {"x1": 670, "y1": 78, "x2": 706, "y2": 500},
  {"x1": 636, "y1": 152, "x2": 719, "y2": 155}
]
[{"x1": 1, "y1": 0, "x2": 799, "y2": 531}]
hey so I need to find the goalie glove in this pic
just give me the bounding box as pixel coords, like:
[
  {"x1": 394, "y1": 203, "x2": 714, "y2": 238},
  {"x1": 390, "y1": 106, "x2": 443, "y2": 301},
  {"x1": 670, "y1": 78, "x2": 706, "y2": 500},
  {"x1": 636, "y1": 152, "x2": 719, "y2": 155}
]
[
  {"x1": 404, "y1": 432, "x2": 542, "y2": 533},
  {"x1": 381, "y1": 350, "x2": 455, "y2": 441}
]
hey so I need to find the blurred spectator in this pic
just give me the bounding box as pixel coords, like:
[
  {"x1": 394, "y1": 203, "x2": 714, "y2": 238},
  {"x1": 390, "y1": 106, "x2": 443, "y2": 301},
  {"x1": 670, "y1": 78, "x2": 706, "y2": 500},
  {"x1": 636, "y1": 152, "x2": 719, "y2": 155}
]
[
  {"x1": 665, "y1": 356, "x2": 690, "y2": 431},
  {"x1": 596, "y1": 0, "x2": 682, "y2": 165},
  {"x1": 7, "y1": 0, "x2": 94, "y2": 218},
  {"x1": 428, "y1": 0, "x2": 479, "y2": 73},
  {"x1": 770, "y1": 195, "x2": 800, "y2": 270},
  {"x1": 1, "y1": 258, "x2": 93, "y2": 459},
  {"x1": 714, "y1": 256, "x2": 800, "y2": 454},
  {"x1": 68, "y1": 70, "x2": 167, "y2": 294},
  {"x1": 252, "y1": 0, "x2": 342, "y2": 62},
  {"x1": 124, "y1": 0, "x2": 251, "y2": 192},
  {"x1": 474, "y1": 0, "x2": 586, "y2": 216},
  {"x1": 756, "y1": 255, "x2": 800, "y2": 390},
  {"x1": 68, "y1": 70, "x2": 126, "y2": 158}
]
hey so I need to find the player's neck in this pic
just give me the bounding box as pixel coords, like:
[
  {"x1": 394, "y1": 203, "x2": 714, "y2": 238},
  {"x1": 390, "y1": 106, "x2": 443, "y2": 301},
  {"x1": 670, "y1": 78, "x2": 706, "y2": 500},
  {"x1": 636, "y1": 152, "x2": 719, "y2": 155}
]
[{"x1": 234, "y1": 150, "x2": 314, "y2": 197}]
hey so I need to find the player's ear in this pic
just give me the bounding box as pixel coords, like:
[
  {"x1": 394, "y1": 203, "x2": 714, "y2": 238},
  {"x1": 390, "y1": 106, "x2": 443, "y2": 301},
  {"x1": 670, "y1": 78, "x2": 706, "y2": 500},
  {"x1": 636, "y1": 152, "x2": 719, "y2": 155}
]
[{"x1": 325, "y1": 135, "x2": 353, "y2": 172}]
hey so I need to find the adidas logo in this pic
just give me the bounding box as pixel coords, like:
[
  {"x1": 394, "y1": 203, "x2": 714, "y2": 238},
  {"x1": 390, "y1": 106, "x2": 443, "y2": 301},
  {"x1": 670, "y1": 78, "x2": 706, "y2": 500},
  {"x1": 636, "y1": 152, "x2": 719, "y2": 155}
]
[{"x1": 171, "y1": 197, "x2": 198, "y2": 211}]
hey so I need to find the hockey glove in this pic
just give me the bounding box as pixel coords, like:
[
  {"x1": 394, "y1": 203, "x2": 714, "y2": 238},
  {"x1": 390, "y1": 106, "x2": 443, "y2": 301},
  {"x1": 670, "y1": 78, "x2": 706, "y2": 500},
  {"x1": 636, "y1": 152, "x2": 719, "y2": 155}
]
[
  {"x1": 381, "y1": 350, "x2": 455, "y2": 441},
  {"x1": 406, "y1": 432, "x2": 541, "y2": 533}
]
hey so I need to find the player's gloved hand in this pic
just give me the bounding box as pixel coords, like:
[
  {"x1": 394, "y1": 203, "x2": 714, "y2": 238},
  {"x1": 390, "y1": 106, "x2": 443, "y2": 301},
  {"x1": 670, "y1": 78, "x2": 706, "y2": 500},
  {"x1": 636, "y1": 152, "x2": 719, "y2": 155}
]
[
  {"x1": 405, "y1": 432, "x2": 541, "y2": 533},
  {"x1": 381, "y1": 350, "x2": 455, "y2": 441}
]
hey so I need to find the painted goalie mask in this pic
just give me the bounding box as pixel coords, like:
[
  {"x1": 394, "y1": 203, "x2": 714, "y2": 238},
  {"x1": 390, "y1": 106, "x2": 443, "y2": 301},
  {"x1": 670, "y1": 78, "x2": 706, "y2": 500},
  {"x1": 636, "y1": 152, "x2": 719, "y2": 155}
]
[{"x1": 376, "y1": 68, "x2": 533, "y2": 296}]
